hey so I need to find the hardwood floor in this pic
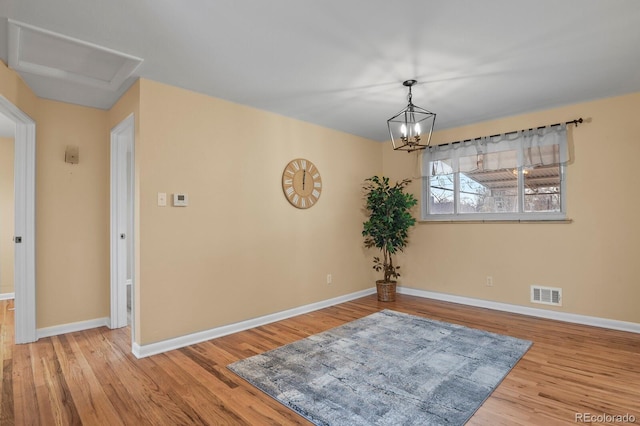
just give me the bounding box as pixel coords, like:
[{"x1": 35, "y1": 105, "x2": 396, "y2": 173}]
[{"x1": 1, "y1": 295, "x2": 639, "y2": 425}]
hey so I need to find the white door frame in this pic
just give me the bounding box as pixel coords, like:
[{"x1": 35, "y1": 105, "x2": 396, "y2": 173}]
[
  {"x1": 110, "y1": 114, "x2": 135, "y2": 331},
  {"x1": 0, "y1": 96, "x2": 37, "y2": 344}
]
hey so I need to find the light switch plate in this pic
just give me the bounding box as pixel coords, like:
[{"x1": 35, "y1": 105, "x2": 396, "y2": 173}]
[{"x1": 158, "y1": 192, "x2": 167, "y2": 207}]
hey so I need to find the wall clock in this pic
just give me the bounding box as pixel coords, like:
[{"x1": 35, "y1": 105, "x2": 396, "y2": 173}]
[{"x1": 282, "y1": 158, "x2": 322, "y2": 209}]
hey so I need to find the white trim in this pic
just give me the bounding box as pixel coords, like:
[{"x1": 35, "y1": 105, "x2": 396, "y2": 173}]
[
  {"x1": 110, "y1": 114, "x2": 135, "y2": 330},
  {"x1": 0, "y1": 96, "x2": 37, "y2": 344},
  {"x1": 37, "y1": 317, "x2": 110, "y2": 339},
  {"x1": 397, "y1": 286, "x2": 640, "y2": 334},
  {"x1": 0, "y1": 293, "x2": 15, "y2": 300},
  {"x1": 132, "y1": 288, "x2": 376, "y2": 359}
]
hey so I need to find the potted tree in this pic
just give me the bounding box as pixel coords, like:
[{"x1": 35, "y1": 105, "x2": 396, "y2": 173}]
[{"x1": 362, "y1": 176, "x2": 418, "y2": 302}]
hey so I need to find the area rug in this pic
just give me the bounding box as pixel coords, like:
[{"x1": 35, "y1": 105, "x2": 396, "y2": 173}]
[{"x1": 227, "y1": 309, "x2": 531, "y2": 425}]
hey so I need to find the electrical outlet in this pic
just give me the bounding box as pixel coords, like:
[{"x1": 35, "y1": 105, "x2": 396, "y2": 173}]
[
  {"x1": 486, "y1": 276, "x2": 493, "y2": 287},
  {"x1": 327, "y1": 274, "x2": 332, "y2": 284}
]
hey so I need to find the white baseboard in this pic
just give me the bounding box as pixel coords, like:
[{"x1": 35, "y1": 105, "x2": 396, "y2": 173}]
[
  {"x1": 132, "y1": 287, "x2": 377, "y2": 359},
  {"x1": 33, "y1": 285, "x2": 638, "y2": 358},
  {"x1": 397, "y1": 286, "x2": 640, "y2": 334},
  {"x1": 37, "y1": 317, "x2": 110, "y2": 339},
  {"x1": 0, "y1": 292, "x2": 15, "y2": 300}
]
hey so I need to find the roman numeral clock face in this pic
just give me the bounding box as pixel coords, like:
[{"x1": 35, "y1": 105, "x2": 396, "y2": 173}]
[{"x1": 282, "y1": 158, "x2": 322, "y2": 209}]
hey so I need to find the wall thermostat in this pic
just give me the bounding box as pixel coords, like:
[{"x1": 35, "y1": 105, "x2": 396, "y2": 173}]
[{"x1": 173, "y1": 193, "x2": 188, "y2": 207}]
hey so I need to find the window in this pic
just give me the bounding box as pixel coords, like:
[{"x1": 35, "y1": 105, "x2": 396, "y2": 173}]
[{"x1": 423, "y1": 125, "x2": 568, "y2": 221}]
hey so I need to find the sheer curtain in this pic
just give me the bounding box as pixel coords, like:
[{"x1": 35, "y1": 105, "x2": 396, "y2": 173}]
[{"x1": 423, "y1": 124, "x2": 568, "y2": 175}]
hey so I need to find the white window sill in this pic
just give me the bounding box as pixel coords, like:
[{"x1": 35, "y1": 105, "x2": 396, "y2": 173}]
[{"x1": 419, "y1": 218, "x2": 573, "y2": 224}]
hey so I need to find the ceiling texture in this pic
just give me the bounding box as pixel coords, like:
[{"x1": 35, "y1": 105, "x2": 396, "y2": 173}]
[{"x1": 1, "y1": 0, "x2": 639, "y2": 142}]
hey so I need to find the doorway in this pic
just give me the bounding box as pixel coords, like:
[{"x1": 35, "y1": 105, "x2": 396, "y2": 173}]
[
  {"x1": 110, "y1": 114, "x2": 135, "y2": 341},
  {"x1": 0, "y1": 115, "x2": 15, "y2": 303},
  {"x1": 0, "y1": 96, "x2": 36, "y2": 344}
]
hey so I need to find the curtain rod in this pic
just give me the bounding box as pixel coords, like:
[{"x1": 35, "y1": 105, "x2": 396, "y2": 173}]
[{"x1": 431, "y1": 118, "x2": 583, "y2": 148}]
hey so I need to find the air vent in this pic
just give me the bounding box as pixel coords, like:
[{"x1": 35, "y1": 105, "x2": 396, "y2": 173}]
[{"x1": 531, "y1": 285, "x2": 562, "y2": 306}]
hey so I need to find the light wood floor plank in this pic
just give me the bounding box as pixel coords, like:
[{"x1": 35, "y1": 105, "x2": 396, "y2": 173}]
[
  {"x1": 50, "y1": 333, "x2": 124, "y2": 425},
  {"x1": 2, "y1": 295, "x2": 639, "y2": 425}
]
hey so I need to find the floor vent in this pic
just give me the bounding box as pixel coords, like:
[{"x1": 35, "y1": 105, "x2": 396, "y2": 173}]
[{"x1": 531, "y1": 285, "x2": 562, "y2": 306}]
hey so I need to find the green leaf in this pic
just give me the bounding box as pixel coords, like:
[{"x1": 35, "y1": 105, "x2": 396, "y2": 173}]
[{"x1": 362, "y1": 175, "x2": 418, "y2": 282}]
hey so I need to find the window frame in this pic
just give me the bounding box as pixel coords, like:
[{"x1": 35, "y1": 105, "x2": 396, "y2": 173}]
[{"x1": 422, "y1": 164, "x2": 567, "y2": 222}]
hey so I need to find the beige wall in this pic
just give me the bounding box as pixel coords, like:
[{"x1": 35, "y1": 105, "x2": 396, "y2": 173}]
[
  {"x1": 0, "y1": 62, "x2": 38, "y2": 117},
  {"x1": 3, "y1": 54, "x2": 638, "y2": 345},
  {"x1": 0, "y1": 137, "x2": 14, "y2": 294},
  {"x1": 0, "y1": 62, "x2": 112, "y2": 328},
  {"x1": 383, "y1": 92, "x2": 640, "y2": 324},
  {"x1": 35, "y1": 99, "x2": 111, "y2": 327},
  {"x1": 135, "y1": 79, "x2": 380, "y2": 344},
  {"x1": 0, "y1": 61, "x2": 380, "y2": 343}
]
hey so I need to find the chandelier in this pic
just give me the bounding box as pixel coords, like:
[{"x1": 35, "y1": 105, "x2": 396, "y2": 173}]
[{"x1": 387, "y1": 80, "x2": 436, "y2": 152}]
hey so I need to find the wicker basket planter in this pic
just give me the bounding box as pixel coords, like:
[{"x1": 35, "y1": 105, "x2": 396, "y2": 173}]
[{"x1": 376, "y1": 280, "x2": 397, "y2": 302}]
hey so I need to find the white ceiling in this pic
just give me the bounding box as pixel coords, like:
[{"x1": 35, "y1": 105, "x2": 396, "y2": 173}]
[{"x1": 1, "y1": 0, "x2": 639, "y2": 141}]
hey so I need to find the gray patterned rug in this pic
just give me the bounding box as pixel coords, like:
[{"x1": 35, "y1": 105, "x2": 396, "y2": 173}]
[{"x1": 228, "y1": 309, "x2": 531, "y2": 425}]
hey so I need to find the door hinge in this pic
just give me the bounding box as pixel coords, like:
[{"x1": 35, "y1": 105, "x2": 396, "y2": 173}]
[{"x1": 14, "y1": 236, "x2": 22, "y2": 243}]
